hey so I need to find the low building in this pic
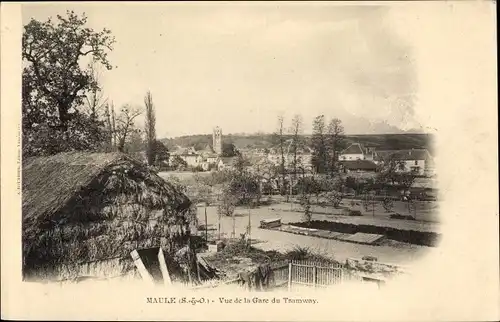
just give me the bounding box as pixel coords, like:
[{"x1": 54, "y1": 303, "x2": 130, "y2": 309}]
[{"x1": 340, "y1": 160, "x2": 378, "y2": 173}]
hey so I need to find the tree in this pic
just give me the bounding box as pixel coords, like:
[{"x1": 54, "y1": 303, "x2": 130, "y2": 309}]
[
  {"x1": 382, "y1": 197, "x2": 394, "y2": 213},
  {"x1": 325, "y1": 191, "x2": 343, "y2": 208},
  {"x1": 289, "y1": 114, "x2": 304, "y2": 191},
  {"x1": 154, "y1": 141, "x2": 170, "y2": 165},
  {"x1": 218, "y1": 190, "x2": 237, "y2": 217},
  {"x1": 115, "y1": 105, "x2": 142, "y2": 152},
  {"x1": 311, "y1": 115, "x2": 328, "y2": 174},
  {"x1": 234, "y1": 155, "x2": 251, "y2": 175},
  {"x1": 272, "y1": 115, "x2": 287, "y2": 195},
  {"x1": 345, "y1": 176, "x2": 365, "y2": 196},
  {"x1": 297, "y1": 168, "x2": 313, "y2": 225},
  {"x1": 144, "y1": 91, "x2": 156, "y2": 166},
  {"x1": 125, "y1": 129, "x2": 144, "y2": 154},
  {"x1": 221, "y1": 142, "x2": 239, "y2": 157},
  {"x1": 326, "y1": 118, "x2": 345, "y2": 175},
  {"x1": 83, "y1": 61, "x2": 108, "y2": 119},
  {"x1": 22, "y1": 11, "x2": 115, "y2": 155},
  {"x1": 361, "y1": 191, "x2": 377, "y2": 216},
  {"x1": 171, "y1": 155, "x2": 188, "y2": 170},
  {"x1": 191, "y1": 179, "x2": 213, "y2": 242},
  {"x1": 225, "y1": 171, "x2": 260, "y2": 206},
  {"x1": 217, "y1": 188, "x2": 238, "y2": 240}
]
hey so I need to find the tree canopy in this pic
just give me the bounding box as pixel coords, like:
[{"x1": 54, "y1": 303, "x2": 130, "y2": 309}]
[{"x1": 22, "y1": 11, "x2": 115, "y2": 156}]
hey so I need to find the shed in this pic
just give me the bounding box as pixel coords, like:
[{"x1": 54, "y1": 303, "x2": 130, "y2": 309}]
[{"x1": 22, "y1": 152, "x2": 193, "y2": 281}]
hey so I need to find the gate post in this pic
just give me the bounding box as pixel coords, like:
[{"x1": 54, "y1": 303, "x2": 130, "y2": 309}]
[{"x1": 287, "y1": 261, "x2": 292, "y2": 292}]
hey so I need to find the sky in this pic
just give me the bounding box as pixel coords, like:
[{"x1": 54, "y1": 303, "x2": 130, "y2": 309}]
[{"x1": 22, "y1": 2, "x2": 425, "y2": 138}]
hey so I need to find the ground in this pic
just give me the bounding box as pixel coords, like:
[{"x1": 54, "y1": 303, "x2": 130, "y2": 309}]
[
  {"x1": 160, "y1": 171, "x2": 437, "y2": 267},
  {"x1": 271, "y1": 196, "x2": 440, "y2": 223},
  {"x1": 195, "y1": 204, "x2": 432, "y2": 266}
]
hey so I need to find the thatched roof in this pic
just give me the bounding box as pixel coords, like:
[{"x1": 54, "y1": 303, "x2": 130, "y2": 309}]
[{"x1": 22, "y1": 152, "x2": 191, "y2": 234}]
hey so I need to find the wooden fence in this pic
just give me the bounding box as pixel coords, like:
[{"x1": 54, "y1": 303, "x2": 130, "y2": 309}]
[
  {"x1": 286, "y1": 260, "x2": 344, "y2": 290},
  {"x1": 188, "y1": 260, "x2": 377, "y2": 291}
]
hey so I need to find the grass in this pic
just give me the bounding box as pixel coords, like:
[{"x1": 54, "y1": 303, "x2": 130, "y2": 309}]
[{"x1": 207, "y1": 240, "x2": 337, "y2": 268}]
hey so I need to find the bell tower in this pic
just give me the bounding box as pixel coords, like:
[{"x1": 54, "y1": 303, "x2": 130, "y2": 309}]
[{"x1": 213, "y1": 126, "x2": 223, "y2": 155}]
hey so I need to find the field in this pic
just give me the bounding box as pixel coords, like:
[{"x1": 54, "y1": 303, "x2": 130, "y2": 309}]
[
  {"x1": 194, "y1": 204, "x2": 433, "y2": 266},
  {"x1": 271, "y1": 198, "x2": 439, "y2": 223},
  {"x1": 159, "y1": 170, "x2": 439, "y2": 266}
]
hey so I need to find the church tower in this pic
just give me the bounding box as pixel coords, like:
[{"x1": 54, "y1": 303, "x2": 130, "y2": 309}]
[{"x1": 213, "y1": 126, "x2": 223, "y2": 155}]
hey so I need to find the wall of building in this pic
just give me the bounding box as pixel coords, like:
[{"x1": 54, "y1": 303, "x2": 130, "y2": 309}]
[{"x1": 340, "y1": 153, "x2": 365, "y2": 161}]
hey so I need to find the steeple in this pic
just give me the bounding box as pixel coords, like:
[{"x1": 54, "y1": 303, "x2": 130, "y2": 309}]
[{"x1": 213, "y1": 126, "x2": 222, "y2": 155}]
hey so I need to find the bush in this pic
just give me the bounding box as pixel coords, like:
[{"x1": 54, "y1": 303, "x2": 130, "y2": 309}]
[
  {"x1": 325, "y1": 191, "x2": 343, "y2": 208},
  {"x1": 389, "y1": 213, "x2": 416, "y2": 220},
  {"x1": 382, "y1": 197, "x2": 394, "y2": 212},
  {"x1": 284, "y1": 246, "x2": 335, "y2": 263},
  {"x1": 349, "y1": 209, "x2": 362, "y2": 216}
]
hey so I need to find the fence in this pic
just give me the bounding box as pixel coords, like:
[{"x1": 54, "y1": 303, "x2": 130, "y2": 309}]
[
  {"x1": 270, "y1": 260, "x2": 290, "y2": 288},
  {"x1": 286, "y1": 260, "x2": 344, "y2": 290},
  {"x1": 188, "y1": 259, "x2": 379, "y2": 291}
]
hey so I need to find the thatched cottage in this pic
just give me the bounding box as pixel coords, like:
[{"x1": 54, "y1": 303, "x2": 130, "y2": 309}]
[{"x1": 22, "y1": 152, "x2": 193, "y2": 281}]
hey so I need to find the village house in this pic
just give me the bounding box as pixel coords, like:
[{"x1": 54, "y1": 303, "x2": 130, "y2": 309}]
[
  {"x1": 169, "y1": 127, "x2": 224, "y2": 171},
  {"x1": 22, "y1": 152, "x2": 192, "y2": 282},
  {"x1": 179, "y1": 152, "x2": 203, "y2": 167},
  {"x1": 217, "y1": 157, "x2": 238, "y2": 171},
  {"x1": 375, "y1": 148, "x2": 434, "y2": 176},
  {"x1": 339, "y1": 160, "x2": 378, "y2": 173},
  {"x1": 339, "y1": 143, "x2": 376, "y2": 161}
]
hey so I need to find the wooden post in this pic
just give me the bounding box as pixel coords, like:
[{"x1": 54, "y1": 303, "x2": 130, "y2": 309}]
[
  {"x1": 372, "y1": 195, "x2": 375, "y2": 217},
  {"x1": 247, "y1": 202, "x2": 251, "y2": 246},
  {"x1": 287, "y1": 261, "x2": 292, "y2": 292},
  {"x1": 313, "y1": 265, "x2": 317, "y2": 289},
  {"x1": 205, "y1": 206, "x2": 208, "y2": 242},
  {"x1": 218, "y1": 212, "x2": 221, "y2": 241},
  {"x1": 130, "y1": 250, "x2": 154, "y2": 285},
  {"x1": 157, "y1": 247, "x2": 172, "y2": 286}
]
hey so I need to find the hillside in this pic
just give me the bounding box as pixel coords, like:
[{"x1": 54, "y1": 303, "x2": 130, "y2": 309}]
[{"x1": 160, "y1": 133, "x2": 434, "y2": 153}]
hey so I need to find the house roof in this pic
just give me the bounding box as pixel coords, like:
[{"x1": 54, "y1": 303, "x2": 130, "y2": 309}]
[
  {"x1": 219, "y1": 157, "x2": 238, "y2": 165},
  {"x1": 340, "y1": 160, "x2": 378, "y2": 171},
  {"x1": 341, "y1": 143, "x2": 365, "y2": 155},
  {"x1": 375, "y1": 149, "x2": 432, "y2": 161},
  {"x1": 199, "y1": 144, "x2": 215, "y2": 154},
  {"x1": 22, "y1": 152, "x2": 191, "y2": 235}
]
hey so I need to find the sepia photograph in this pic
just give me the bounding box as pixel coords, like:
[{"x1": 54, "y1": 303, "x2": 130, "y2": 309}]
[{"x1": 1, "y1": 1, "x2": 498, "y2": 321}]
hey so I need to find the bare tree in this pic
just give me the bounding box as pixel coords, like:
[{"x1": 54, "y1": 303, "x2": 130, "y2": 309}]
[
  {"x1": 311, "y1": 115, "x2": 328, "y2": 174},
  {"x1": 110, "y1": 102, "x2": 117, "y2": 149},
  {"x1": 327, "y1": 118, "x2": 345, "y2": 176},
  {"x1": 274, "y1": 115, "x2": 287, "y2": 195},
  {"x1": 115, "y1": 104, "x2": 142, "y2": 153},
  {"x1": 144, "y1": 91, "x2": 156, "y2": 165},
  {"x1": 289, "y1": 114, "x2": 303, "y2": 180},
  {"x1": 84, "y1": 61, "x2": 108, "y2": 120}
]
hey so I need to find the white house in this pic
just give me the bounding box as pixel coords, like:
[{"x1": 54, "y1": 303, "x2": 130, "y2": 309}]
[
  {"x1": 179, "y1": 153, "x2": 202, "y2": 167},
  {"x1": 217, "y1": 157, "x2": 237, "y2": 171},
  {"x1": 375, "y1": 149, "x2": 434, "y2": 176},
  {"x1": 339, "y1": 143, "x2": 375, "y2": 161}
]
